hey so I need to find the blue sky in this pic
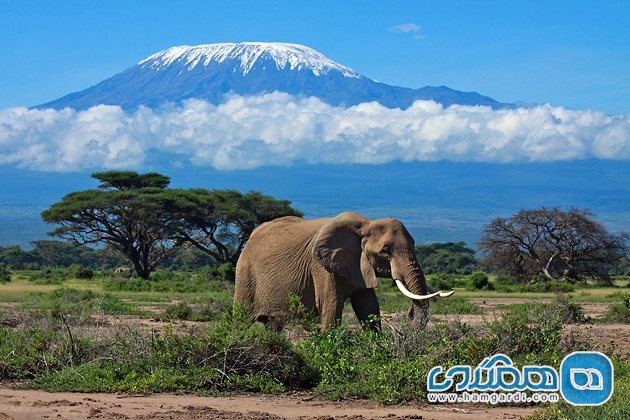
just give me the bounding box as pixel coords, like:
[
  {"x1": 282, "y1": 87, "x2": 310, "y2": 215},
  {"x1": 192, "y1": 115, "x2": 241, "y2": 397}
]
[{"x1": 0, "y1": 0, "x2": 628, "y2": 113}]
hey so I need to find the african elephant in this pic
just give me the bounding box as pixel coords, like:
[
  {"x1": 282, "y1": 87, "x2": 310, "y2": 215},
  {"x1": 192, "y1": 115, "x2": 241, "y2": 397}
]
[{"x1": 234, "y1": 212, "x2": 453, "y2": 330}]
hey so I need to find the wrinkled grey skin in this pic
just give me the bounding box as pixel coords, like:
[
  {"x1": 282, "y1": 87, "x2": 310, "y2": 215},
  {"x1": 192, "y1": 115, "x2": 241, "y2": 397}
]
[{"x1": 234, "y1": 212, "x2": 431, "y2": 330}]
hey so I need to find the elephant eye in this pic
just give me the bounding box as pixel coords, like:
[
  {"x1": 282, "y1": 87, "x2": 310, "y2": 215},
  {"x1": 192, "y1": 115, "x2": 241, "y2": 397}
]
[{"x1": 380, "y1": 245, "x2": 391, "y2": 255}]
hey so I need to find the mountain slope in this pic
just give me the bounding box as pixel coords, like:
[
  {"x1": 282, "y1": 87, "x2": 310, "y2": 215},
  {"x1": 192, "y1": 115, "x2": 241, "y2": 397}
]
[{"x1": 38, "y1": 42, "x2": 509, "y2": 110}]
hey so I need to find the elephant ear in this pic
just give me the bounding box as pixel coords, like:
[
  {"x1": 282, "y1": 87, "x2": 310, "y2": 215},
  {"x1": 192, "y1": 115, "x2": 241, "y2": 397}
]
[{"x1": 312, "y1": 214, "x2": 377, "y2": 289}]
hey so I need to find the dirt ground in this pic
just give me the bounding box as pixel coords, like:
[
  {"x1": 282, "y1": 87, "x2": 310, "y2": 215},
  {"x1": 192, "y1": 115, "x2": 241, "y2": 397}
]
[
  {"x1": 467, "y1": 297, "x2": 612, "y2": 318},
  {"x1": 0, "y1": 388, "x2": 538, "y2": 420}
]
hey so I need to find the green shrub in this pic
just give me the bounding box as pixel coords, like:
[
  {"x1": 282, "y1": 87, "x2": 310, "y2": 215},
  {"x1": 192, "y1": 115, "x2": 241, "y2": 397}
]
[
  {"x1": 2, "y1": 310, "x2": 317, "y2": 393},
  {"x1": 190, "y1": 301, "x2": 227, "y2": 322},
  {"x1": 493, "y1": 278, "x2": 576, "y2": 293},
  {"x1": 495, "y1": 275, "x2": 519, "y2": 286},
  {"x1": 26, "y1": 268, "x2": 69, "y2": 285},
  {"x1": 69, "y1": 264, "x2": 93, "y2": 279},
  {"x1": 428, "y1": 272, "x2": 455, "y2": 290},
  {"x1": 470, "y1": 271, "x2": 489, "y2": 290},
  {"x1": 507, "y1": 295, "x2": 584, "y2": 325},
  {"x1": 415, "y1": 242, "x2": 478, "y2": 274},
  {"x1": 554, "y1": 294, "x2": 585, "y2": 323},
  {"x1": 427, "y1": 272, "x2": 469, "y2": 290},
  {"x1": 528, "y1": 280, "x2": 575, "y2": 293},
  {"x1": 102, "y1": 273, "x2": 232, "y2": 294},
  {"x1": 217, "y1": 262, "x2": 236, "y2": 282},
  {"x1": 601, "y1": 299, "x2": 630, "y2": 324},
  {"x1": 22, "y1": 288, "x2": 133, "y2": 317},
  {"x1": 0, "y1": 265, "x2": 11, "y2": 283},
  {"x1": 297, "y1": 303, "x2": 572, "y2": 403},
  {"x1": 287, "y1": 293, "x2": 319, "y2": 331},
  {"x1": 486, "y1": 303, "x2": 565, "y2": 362},
  {"x1": 164, "y1": 302, "x2": 193, "y2": 320},
  {"x1": 149, "y1": 269, "x2": 189, "y2": 283}
]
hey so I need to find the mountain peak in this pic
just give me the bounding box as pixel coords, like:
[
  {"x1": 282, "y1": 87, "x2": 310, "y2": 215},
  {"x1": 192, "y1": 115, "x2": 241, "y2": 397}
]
[
  {"x1": 37, "y1": 41, "x2": 510, "y2": 110},
  {"x1": 138, "y1": 42, "x2": 362, "y2": 78}
]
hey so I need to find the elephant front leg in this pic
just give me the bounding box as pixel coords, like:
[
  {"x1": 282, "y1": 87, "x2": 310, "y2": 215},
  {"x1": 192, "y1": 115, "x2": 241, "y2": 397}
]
[
  {"x1": 318, "y1": 295, "x2": 345, "y2": 330},
  {"x1": 350, "y1": 288, "x2": 381, "y2": 331},
  {"x1": 315, "y1": 277, "x2": 347, "y2": 330}
]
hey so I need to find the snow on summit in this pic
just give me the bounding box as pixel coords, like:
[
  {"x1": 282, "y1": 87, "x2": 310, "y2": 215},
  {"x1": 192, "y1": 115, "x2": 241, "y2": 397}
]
[{"x1": 139, "y1": 42, "x2": 362, "y2": 78}]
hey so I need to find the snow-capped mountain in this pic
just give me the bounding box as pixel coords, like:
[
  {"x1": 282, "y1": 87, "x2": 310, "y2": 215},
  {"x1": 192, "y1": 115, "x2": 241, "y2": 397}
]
[
  {"x1": 140, "y1": 43, "x2": 361, "y2": 78},
  {"x1": 38, "y1": 42, "x2": 509, "y2": 110}
]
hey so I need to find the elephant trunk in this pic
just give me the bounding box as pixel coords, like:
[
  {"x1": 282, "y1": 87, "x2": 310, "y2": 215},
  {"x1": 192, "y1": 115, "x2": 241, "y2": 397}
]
[{"x1": 391, "y1": 250, "x2": 453, "y2": 328}]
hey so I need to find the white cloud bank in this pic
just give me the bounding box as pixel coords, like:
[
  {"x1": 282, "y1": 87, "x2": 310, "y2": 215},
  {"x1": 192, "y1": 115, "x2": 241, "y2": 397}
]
[{"x1": 0, "y1": 93, "x2": 629, "y2": 172}]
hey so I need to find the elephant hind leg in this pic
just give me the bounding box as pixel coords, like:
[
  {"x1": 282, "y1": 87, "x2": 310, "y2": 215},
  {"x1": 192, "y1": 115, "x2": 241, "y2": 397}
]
[{"x1": 234, "y1": 266, "x2": 257, "y2": 320}]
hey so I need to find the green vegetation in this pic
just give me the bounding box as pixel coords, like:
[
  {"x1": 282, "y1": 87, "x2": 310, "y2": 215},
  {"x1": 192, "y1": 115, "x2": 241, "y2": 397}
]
[
  {"x1": 0, "y1": 241, "x2": 125, "y2": 270},
  {"x1": 0, "y1": 266, "x2": 627, "y2": 420},
  {"x1": 298, "y1": 300, "x2": 623, "y2": 403},
  {"x1": 0, "y1": 294, "x2": 610, "y2": 402},
  {"x1": 171, "y1": 188, "x2": 302, "y2": 265},
  {"x1": 20, "y1": 287, "x2": 135, "y2": 317},
  {"x1": 427, "y1": 272, "x2": 472, "y2": 290},
  {"x1": 2, "y1": 310, "x2": 316, "y2": 394},
  {"x1": 469, "y1": 270, "x2": 490, "y2": 290},
  {"x1": 163, "y1": 302, "x2": 193, "y2": 320},
  {"x1": 0, "y1": 265, "x2": 11, "y2": 283},
  {"x1": 425, "y1": 271, "x2": 585, "y2": 294},
  {"x1": 431, "y1": 296, "x2": 482, "y2": 314},
  {"x1": 415, "y1": 242, "x2": 478, "y2": 274},
  {"x1": 102, "y1": 268, "x2": 233, "y2": 293},
  {"x1": 504, "y1": 294, "x2": 585, "y2": 324},
  {"x1": 601, "y1": 296, "x2": 630, "y2": 323},
  {"x1": 0, "y1": 241, "x2": 217, "y2": 271},
  {"x1": 492, "y1": 277, "x2": 576, "y2": 293}
]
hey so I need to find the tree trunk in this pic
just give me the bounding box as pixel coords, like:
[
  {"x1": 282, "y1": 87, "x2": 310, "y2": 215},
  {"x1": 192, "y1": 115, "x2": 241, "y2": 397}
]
[{"x1": 541, "y1": 253, "x2": 559, "y2": 281}]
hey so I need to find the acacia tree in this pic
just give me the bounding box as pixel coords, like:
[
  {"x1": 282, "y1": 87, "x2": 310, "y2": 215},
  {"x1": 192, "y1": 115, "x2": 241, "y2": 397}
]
[
  {"x1": 41, "y1": 172, "x2": 184, "y2": 279},
  {"x1": 480, "y1": 207, "x2": 627, "y2": 282},
  {"x1": 168, "y1": 189, "x2": 302, "y2": 266}
]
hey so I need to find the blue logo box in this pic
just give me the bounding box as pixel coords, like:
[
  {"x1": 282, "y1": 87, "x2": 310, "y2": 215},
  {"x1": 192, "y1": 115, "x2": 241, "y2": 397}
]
[{"x1": 560, "y1": 351, "x2": 614, "y2": 406}]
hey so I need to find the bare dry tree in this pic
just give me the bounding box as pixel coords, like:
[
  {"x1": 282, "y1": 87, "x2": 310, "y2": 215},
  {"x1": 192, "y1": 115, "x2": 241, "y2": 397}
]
[{"x1": 480, "y1": 207, "x2": 627, "y2": 283}]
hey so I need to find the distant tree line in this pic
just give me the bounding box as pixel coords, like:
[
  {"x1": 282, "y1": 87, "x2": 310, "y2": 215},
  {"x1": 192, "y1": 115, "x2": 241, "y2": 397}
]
[
  {"x1": 415, "y1": 242, "x2": 478, "y2": 275},
  {"x1": 0, "y1": 241, "x2": 220, "y2": 271},
  {"x1": 40, "y1": 171, "x2": 301, "y2": 279}
]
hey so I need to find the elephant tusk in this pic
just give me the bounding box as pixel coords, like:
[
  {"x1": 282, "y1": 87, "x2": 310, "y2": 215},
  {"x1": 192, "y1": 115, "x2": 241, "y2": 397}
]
[
  {"x1": 427, "y1": 285, "x2": 456, "y2": 298},
  {"x1": 395, "y1": 279, "x2": 442, "y2": 300}
]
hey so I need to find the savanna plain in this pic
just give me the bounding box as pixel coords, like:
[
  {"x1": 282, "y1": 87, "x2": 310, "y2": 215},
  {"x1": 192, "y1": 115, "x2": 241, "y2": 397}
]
[{"x1": 0, "y1": 265, "x2": 628, "y2": 419}]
